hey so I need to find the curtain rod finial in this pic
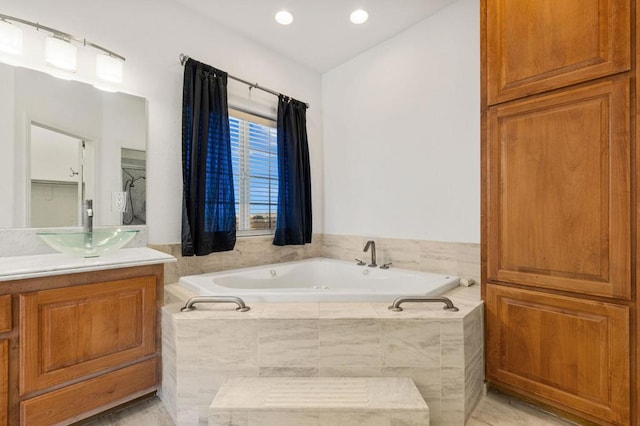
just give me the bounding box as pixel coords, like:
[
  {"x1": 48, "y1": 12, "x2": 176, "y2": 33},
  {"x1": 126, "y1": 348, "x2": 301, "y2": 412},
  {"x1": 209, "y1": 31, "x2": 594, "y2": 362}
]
[{"x1": 179, "y1": 53, "x2": 189, "y2": 66}]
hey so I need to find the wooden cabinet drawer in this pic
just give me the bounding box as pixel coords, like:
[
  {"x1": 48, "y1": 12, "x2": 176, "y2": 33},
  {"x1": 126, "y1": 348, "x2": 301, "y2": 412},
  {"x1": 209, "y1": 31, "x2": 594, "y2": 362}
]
[
  {"x1": 20, "y1": 358, "x2": 156, "y2": 426},
  {"x1": 0, "y1": 295, "x2": 10, "y2": 334},
  {"x1": 486, "y1": 0, "x2": 630, "y2": 104},
  {"x1": 19, "y1": 275, "x2": 156, "y2": 395},
  {"x1": 485, "y1": 284, "x2": 630, "y2": 424}
]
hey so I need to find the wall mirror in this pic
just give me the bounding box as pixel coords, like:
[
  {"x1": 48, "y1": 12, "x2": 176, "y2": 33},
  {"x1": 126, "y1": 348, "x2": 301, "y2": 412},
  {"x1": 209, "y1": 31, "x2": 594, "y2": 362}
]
[{"x1": 0, "y1": 61, "x2": 147, "y2": 229}]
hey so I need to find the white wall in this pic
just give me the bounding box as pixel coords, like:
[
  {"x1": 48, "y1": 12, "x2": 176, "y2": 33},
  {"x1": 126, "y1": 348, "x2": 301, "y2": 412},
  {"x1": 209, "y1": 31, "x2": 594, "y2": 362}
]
[
  {"x1": 0, "y1": 66, "x2": 15, "y2": 227},
  {"x1": 321, "y1": 0, "x2": 479, "y2": 243},
  {"x1": 2, "y1": 0, "x2": 323, "y2": 244}
]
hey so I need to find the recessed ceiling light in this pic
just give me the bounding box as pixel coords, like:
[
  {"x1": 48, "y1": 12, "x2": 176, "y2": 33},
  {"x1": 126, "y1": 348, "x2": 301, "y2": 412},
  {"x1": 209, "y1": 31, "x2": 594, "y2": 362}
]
[
  {"x1": 350, "y1": 9, "x2": 369, "y2": 24},
  {"x1": 275, "y1": 10, "x2": 294, "y2": 25}
]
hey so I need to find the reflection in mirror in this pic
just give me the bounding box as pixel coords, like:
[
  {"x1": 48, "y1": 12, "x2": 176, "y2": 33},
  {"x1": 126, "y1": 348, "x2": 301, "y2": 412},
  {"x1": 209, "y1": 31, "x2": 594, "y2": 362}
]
[
  {"x1": 29, "y1": 124, "x2": 89, "y2": 227},
  {"x1": 121, "y1": 148, "x2": 146, "y2": 225},
  {"x1": 0, "y1": 61, "x2": 147, "y2": 229}
]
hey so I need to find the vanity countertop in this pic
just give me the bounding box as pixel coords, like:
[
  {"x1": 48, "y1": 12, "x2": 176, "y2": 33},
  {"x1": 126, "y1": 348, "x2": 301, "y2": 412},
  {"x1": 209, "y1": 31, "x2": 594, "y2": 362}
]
[{"x1": 0, "y1": 247, "x2": 176, "y2": 281}]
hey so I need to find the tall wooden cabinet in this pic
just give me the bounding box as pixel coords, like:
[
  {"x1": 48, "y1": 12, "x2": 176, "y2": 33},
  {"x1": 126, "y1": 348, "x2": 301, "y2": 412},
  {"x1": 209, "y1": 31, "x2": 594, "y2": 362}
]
[{"x1": 481, "y1": 0, "x2": 635, "y2": 424}]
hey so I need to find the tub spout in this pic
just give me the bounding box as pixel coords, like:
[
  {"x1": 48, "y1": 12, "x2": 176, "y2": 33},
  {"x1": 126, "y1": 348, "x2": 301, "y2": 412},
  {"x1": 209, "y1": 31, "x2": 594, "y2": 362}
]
[{"x1": 363, "y1": 240, "x2": 377, "y2": 267}]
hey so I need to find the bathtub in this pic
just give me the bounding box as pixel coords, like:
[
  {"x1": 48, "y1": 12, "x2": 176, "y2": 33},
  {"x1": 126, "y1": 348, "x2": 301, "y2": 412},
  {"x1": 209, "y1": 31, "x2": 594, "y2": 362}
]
[{"x1": 178, "y1": 257, "x2": 460, "y2": 302}]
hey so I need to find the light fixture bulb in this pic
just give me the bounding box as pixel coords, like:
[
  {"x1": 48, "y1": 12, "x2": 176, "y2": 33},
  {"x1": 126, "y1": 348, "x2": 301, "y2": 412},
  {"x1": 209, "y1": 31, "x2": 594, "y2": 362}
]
[
  {"x1": 350, "y1": 9, "x2": 369, "y2": 24},
  {"x1": 275, "y1": 10, "x2": 294, "y2": 25},
  {"x1": 96, "y1": 53, "x2": 124, "y2": 83},
  {"x1": 45, "y1": 36, "x2": 77, "y2": 72},
  {"x1": 0, "y1": 20, "x2": 23, "y2": 54}
]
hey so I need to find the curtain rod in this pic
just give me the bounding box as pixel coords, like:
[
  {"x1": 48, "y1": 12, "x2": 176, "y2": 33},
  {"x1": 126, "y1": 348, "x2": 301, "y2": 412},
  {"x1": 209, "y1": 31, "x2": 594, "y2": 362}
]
[{"x1": 179, "y1": 54, "x2": 309, "y2": 108}]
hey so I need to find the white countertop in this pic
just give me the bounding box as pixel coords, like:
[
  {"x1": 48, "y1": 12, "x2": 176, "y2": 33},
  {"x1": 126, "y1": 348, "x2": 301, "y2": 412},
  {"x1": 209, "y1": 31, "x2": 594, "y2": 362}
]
[{"x1": 0, "y1": 247, "x2": 176, "y2": 281}]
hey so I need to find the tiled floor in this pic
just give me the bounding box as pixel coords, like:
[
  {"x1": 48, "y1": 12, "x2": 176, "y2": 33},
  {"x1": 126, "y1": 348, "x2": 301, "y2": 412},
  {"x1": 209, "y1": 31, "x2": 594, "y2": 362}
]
[{"x1": 81, "y1": 389, "x2": 576, "y2": 425}]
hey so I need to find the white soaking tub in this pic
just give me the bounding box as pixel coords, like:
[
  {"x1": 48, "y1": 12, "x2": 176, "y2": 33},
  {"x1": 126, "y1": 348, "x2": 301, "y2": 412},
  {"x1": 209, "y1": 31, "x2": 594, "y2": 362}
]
[{"x1": 178, "y1": 257, "x2": 460, "y2": 302}]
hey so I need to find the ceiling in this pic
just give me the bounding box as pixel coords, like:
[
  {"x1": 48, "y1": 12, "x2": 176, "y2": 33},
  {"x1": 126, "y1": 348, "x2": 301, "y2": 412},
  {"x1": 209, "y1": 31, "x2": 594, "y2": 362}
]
[{"x1": 173, "y1": 0, "x2": 459, "y2": 73}]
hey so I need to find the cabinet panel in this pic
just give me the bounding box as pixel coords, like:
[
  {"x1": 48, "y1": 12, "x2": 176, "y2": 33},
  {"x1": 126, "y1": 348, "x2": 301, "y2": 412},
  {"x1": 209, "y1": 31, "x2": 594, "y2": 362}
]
[
  {"x1": 0, "y1": 295, "x2": 10, "y2": 333},
  {"x1": 20, "y1": 358, "x2": 156, "y2": 426},
  {"x1": 19, "y1": 275, "x2": 156, "y2": 396},
  {"x1": 485, "y1": 284, "x2": 630, "y2": 424},
  {"x1": 487, "y1": 77, "x2": 630, "y2": 298},
  {"x1": 1, "y1": 340, "x2": 7, "y2": 426},
  {"x1": 486, "y1": 0, "x2": 630, "y2": 104}
]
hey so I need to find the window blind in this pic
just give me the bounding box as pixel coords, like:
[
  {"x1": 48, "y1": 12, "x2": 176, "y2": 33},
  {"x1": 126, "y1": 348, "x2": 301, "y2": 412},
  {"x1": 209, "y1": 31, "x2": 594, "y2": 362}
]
[{"x1": 229, "y1": 110, "x2": 278, "y2": 234}]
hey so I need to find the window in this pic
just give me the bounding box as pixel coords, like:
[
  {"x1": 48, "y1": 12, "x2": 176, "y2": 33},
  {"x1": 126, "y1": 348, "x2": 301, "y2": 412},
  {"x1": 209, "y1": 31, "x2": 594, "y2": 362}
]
[{"x1": 229, "y1": 109, "x2": 278, "y2": 235}]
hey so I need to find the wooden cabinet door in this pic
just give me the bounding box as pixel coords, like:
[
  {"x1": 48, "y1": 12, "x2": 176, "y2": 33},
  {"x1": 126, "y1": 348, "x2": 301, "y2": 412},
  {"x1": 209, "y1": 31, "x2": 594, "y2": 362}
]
[
  {"x1": 19, "y1": 276, "x2": 156, "y2": 396},
  {"x1": 487, "y1": 77, "x2": 630, "y2": 298},
  {"x1": 0, "y1": 295, "x2": 10, "y2": 334},
  {"x1": 485, "y1": 284, "x2": 630, "y2": 424},
  {"x1": 0, "y1": 340, "x2": 7, "y2": 426},
  {"x1": 486, "y1": 0, "x2": 630, "y2": 104},
  {"x1": 0, "y1": 295, "x2": 10, "y2": 426}
]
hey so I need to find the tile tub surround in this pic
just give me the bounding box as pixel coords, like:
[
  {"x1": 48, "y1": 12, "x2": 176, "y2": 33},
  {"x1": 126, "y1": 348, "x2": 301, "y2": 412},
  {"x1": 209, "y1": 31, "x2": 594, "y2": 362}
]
[
  {"x1": 160, "y1": 288, "x2": 483, "y2": 426},
  {"x1": 321, "y1": 234, "x2": 480, "y2": 285},
  {"x1": 209, "y1": 377, "x2": 430, "y2": 426},
  {"x1": 151, "y1": 234, "x2": 479, "y2": 286}
]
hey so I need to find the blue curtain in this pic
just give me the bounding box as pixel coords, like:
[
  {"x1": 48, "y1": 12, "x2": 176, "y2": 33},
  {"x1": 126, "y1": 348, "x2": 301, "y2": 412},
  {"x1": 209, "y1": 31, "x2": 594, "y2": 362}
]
[
  {"x1": 273, "y1": 95, "x2": 312, "y2": 246},
  {"x1": 181, "y1": 58, "x2": 236, "y2": 256}
]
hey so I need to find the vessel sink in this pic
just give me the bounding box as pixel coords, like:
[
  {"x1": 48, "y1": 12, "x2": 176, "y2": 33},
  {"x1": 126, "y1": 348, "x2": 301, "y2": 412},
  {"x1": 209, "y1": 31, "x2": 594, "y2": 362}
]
[{"x1": 37, "y1": 229, "x2": 139, "y2": 257}]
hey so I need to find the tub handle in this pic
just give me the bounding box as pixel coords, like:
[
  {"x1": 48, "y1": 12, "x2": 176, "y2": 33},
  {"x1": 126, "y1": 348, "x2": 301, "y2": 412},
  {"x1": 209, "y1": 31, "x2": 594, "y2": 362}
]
[
  {"x1": 388, "y1": 296, "x2": 459, "y2": 312},
  {"x1": 180, "y1": 296, "x2": 251, "y2": 312}
]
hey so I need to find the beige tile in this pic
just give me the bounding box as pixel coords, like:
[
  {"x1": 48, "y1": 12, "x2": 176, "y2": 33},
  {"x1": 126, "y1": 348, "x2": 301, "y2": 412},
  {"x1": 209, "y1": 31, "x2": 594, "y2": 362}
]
[
  {"x1": 390, "y1": 412, "x2": 431, "y2": 426},
  {"x1": 445, "y1": 285, "x2": 481, "y2": 303},
  {"x1": 259, "y1": 319, "x2": 319, "y2": 367},
  {"x1": 464, "y1": 306, "x2": 484, "y2": 364},
  {"x1": 318, "y1": 319, "x2": 380, "y2": 367},
  {"x1": 380, "y1": 366, "x2": 441, "y2": 401},
  {"x1": 465, "y1": 349, "x2": 484, "y2": 420},
  {"x1": 419, "y1": 240, "x2": 458, "y2": 275},
  {"x1": 260, "y1": 303, "x2": 319, "y2": 319},
  {"x1": 319, "y1": 366, "x2": 381, "y2": 377},
  {"x1": 376, "y1": 237, "x2": 421, "y2": 270},
  {"x1": 318, "y1": 302, "x2": 378, "y2": 319},
  {"x1": 259, "y1": 367, "x2": 319, "y2": 377},
  {"x1": 197, "y1": 319, "x2": 259, "y2": 369},
  {"x1": 466, "y1": 390, "x2": 577, "y2": 426},
  {"x1": 82, "y1": 390, "x2": 580, "y2": 426},
  {"x1": 247, "y1": 411, "x2": 319, "y2": 426},
  {"x1": 321, "y1": 234, "x2": 364, "y2": 261},
  {"x1": 380, "y1": 319, "x2": 441, "y2": 368},
  {"x1": 318, "y1": 412, "x2": 389, "y2": 426},
  {"x1": 209, "y1": 410, "x2": 249, "y2": 426},
  {"x1": 440, "y1": 320, "x2": 465, "y2": 368}
]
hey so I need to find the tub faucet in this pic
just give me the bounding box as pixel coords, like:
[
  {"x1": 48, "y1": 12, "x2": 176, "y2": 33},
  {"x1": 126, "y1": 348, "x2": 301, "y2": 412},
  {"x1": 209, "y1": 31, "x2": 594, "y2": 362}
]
[
  {"x1": 83, "y1": 199, "x2": 94, "y2": 233},
  {"x1": 363, "y1": 240, "x2": 377, "y2": 267}
]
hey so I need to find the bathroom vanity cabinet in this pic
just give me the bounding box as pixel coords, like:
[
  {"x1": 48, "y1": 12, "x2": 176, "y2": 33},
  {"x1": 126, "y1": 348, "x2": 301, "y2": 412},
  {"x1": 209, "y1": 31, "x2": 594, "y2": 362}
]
[
  {"x1": 482, "y1": 0, "x2": 635, "y2": 424},
  {"x1": 0, "y1": 261, "x2": 166, "y2": 426},
  {"x1": 1, "y1": 295, "x2": 10, "y2": 426}
]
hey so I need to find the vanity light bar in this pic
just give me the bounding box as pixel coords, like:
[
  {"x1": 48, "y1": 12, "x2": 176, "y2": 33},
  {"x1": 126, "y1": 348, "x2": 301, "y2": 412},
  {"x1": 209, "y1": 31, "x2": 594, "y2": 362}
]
[{"x1": 0, "y1": 13, "x2": 125, "y2": 82}]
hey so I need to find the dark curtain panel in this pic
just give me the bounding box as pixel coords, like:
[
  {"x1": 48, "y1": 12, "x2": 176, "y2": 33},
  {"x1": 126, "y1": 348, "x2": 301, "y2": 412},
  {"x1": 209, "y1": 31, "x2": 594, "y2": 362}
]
[
  {"x1": 181, "y1": 58, "x2": 236, "y2": 256},
  {"x1": 273, "y1": 95, "x2": 312, "y2": 246}
]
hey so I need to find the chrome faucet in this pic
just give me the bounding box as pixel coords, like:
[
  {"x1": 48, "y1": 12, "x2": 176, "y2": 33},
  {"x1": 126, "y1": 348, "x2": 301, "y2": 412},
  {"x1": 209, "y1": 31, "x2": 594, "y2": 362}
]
[
  {"x1": 83, "y1": 199, "x2": 94, "y2": 233},
  {"x1": 363, "y1": 240, "x2": 377, "y2": 267}
]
